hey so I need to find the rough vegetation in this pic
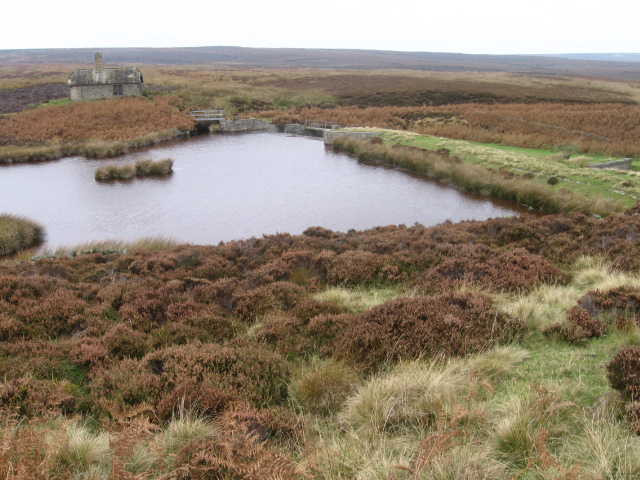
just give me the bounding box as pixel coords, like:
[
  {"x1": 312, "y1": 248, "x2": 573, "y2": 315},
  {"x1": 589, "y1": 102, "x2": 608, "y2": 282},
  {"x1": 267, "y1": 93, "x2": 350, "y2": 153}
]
[
  {"x1": 2, "y1": 208, "x2": 640, "y2": 477},
  {"x1": 0, "y1": 214, "x2": 44, "y2": 256},
  {"x1": 95, "y1": 158, "x2": 173, "y2": 181},
  {"x1": 259, "y1": 102, "x2": 640, "y2": 157},
  {"x1": 2, "y1": 59, "x2": 640, "y2": 478}
]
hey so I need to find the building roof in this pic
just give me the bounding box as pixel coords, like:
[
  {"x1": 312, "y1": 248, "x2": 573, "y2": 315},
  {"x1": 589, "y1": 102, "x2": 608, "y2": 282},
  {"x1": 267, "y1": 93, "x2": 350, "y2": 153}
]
[{"x1": 68, "y1": 67, "x2": 143, "y2": 87}]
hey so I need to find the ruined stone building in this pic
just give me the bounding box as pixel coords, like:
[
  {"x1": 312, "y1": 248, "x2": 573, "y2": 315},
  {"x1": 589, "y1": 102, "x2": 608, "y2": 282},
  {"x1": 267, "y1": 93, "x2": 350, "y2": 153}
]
[{"x1": 68, "y1": 53, "x2": 144, "y2": 101}]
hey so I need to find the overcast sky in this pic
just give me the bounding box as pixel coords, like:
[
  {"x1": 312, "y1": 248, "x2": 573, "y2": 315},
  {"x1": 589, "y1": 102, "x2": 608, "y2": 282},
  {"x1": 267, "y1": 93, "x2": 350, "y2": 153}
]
[{"x1": 2, "y1": 0, "x2": 639, "y2": 54}]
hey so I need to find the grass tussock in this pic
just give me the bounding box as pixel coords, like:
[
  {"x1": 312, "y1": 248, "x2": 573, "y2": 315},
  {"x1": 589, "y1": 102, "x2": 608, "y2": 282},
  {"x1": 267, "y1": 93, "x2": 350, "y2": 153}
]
[
  {"x1": 338, "y1": 347, "x2": 528, "y2": 435},
  {"x1": 95, "y1": 158, "x2": 173, "y2": 181},
  {"x1": 562, "y1": 413, "x2": 640, "y2": 479},
  {"x1": 31, "y1": 236, "x2": 180, "y2": 260},
  {"x1": 288, "y1": 359, "x2": 360, "y2": 415},
  {"x1": 162, "y1": 410, "x2": 217, "y2": 455},
  {"x1": 47, "y1": 422, "x2": 112, "y2": 479},
  {"x1": 0, "y1": 213, "x2": 44, "y2": 256}
]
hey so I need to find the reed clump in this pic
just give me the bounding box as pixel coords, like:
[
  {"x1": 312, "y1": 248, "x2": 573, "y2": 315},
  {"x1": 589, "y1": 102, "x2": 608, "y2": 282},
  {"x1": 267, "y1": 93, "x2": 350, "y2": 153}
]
[
  {"x1": 0, "y1": 213, "x2": 44, "y2": 256},
  {"x1": 95, "y1": 158, "x2": 173, "y2": 181},
  {"x1": 135, "y1": 158, "x2": 173, "y2": 176}
]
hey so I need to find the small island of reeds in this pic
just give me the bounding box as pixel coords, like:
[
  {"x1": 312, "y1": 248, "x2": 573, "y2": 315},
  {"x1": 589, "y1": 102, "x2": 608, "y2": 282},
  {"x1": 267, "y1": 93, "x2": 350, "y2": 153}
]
[
  {"x1": 95, "y1": 158, "x2": 173, "y2": 181},
  {"x1": 0, "y1": 213, "x2": 44, "y2": 256}
]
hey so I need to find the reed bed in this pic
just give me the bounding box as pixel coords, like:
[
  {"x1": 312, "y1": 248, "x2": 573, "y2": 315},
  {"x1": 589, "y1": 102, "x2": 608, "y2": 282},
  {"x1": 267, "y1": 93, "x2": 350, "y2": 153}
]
[
  {"x1": 95, "y1": 158, "x2": 173, "y2": 181},
  {"x1": 0, "y1": 129, "x2": 187, "y2": 164},
  {"x1": 332, "y1": 137, "x2": 626, "y2": 216}
]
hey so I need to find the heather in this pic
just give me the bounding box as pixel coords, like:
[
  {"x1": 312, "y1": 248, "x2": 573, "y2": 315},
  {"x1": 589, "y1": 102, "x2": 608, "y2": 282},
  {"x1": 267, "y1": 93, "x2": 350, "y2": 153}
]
[
  {"x1": 0, "y1": 96, "x2": 193, "y2": 164},
  {"x1": 0, "y1": 96, "x2": 192, "y2": 143},
  {"x1": 2, "y1": 209, "x2": 640, "y2": 477},
  {"x1": 257, "y1": 102, "x2": 640, "y2": 157}
]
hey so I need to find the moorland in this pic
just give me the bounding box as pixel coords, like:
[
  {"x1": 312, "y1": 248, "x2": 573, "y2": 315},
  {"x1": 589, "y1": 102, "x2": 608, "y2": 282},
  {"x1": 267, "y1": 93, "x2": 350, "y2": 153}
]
[{"x1": 1, "y1": 47, "x2": 640, "y2": 479}]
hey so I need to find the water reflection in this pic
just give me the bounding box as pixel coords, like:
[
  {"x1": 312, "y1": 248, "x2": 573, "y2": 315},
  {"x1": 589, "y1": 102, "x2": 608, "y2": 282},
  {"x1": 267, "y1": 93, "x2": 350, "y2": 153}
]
[{"x1": 0, "y1": 132, "x2": 530, "y2": 248}]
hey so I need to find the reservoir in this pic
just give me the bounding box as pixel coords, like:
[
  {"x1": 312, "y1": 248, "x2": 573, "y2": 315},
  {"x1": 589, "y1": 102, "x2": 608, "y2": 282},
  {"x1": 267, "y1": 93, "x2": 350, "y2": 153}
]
[{"x1": 0, "y1": 132, "x2": 529, "y2": 249}]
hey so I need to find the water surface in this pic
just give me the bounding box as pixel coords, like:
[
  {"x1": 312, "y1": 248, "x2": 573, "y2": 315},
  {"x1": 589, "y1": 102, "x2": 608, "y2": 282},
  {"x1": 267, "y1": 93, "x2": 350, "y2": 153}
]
[{"x1": 0, "y1": 133, "x2": 529, "y2": 248}]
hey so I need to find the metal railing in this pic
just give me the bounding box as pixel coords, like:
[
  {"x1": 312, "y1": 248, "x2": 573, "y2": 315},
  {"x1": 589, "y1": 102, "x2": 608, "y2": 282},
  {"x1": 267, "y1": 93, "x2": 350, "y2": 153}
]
[
  {"x1": 190, "y1": 110, "x2": 225, "y2": 121},
  {"x1": 304, "y1": 120, "x2": 341, "y2": 129}
]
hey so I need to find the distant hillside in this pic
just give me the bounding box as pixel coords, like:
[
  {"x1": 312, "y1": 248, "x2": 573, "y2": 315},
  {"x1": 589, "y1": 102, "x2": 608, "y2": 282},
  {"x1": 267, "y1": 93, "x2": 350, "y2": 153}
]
[
  {"x1": 2, "y1": 47, "x2": 640, "y2": 80},
  {"x1": 538, "y1": 53, "x2": 640, "y2": 63}
]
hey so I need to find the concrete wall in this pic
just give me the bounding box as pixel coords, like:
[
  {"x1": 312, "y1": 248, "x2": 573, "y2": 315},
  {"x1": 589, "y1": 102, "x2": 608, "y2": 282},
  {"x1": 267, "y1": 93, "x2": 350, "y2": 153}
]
[
  {"x1": 284, "y1": 124, "x2": 307, "y2": 135},
  {"x1": 219, "y1": 118, "x2": 277, "y2": 133},
  {"x1": 590, "y1": 158, "x2": 633, "y2": 170},
  {"x1": 323, "y1": 130, "x2": 381, "y2": 144},
  {"x1": 70, "y1": 83, "x2": 142, "y2": 101}
]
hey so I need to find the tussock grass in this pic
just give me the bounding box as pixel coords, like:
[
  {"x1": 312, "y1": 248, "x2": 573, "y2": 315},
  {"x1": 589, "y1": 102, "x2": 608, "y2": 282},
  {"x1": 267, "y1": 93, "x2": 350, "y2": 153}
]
[
  {"x1": 125, "y1": 442, "x2": 160, "y2": 475},
  {"x1": 47, "y1": 422, "x2": 112, "y2": 479},
  {"x1": 313, "y1": 285, "x2": 407, "y2": 313},
  {"x1": 135, "y1": 158, "x2": 173, "y2": 176},
  {"x1": 33, "y1": 236, "x2": 180, "y2": 259},
  {"x1": 562, "y1": 412, "x2": 640, "y2": 479},
  {"x1": 313, "y1": 431, "x2": 415, "y2": 480},
  {"x1": 499, "y1": 256, "x2": 640, "y2": 332},
  {"x1": 94, "y1": 164, "x2": 135, "y2": 181},
  {"x1": 95, "y1": 158, "x2": 173, "y2": 181},
  {"x1": 407, "y1": 443, "x2": 508, "y2": 480},
  {"x1": 289, "y1": 359, "x2": 360, "y2": 416},
  {"x1": 492, "y1": 389, "x2": 576, "y2": 468},
  {"x1": 0, "y1": 213, "x2": 44, "y2": 256},
  {"x1": 162, "y1": 410, "x2": 216, "y2": 455},
  {"x1": 338, "y1": 346, "x2": 528, "y2": 435}
]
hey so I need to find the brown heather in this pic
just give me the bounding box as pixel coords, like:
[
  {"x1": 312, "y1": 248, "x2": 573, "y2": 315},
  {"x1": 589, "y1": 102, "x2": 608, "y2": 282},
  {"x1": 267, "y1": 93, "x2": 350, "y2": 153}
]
[
  {"x1": 0, "y1": 95, "x2": 193, "y2": 143},
  {"x1": 143, "y1": 342, "x2": 291, "y2": 407},
  {"x1": 545, "y1": 285, "x2": 640, "y2": 345},
  {"x1": 257, "y1": 102, "x2": 640, "y2": 156},
  {"x1": 608, "y1": 346, "x2": 640, "y2": 428},
  {"x1": 414, "y1": 245, "x2": 570, "y2": 294},
  {"x1": 543, "y1": 305, "x2": 607, "y2": 345},
  {"x1": 3, "y1": 207, "x2": 640, "y2": 474},
  {"x1": 332, "y1": 293, "x2": 525, "y2": 371}
]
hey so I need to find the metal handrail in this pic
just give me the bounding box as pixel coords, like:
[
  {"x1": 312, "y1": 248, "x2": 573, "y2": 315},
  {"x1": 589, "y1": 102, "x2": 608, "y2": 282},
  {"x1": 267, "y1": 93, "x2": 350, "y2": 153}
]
[{"x1": 190, "y1": 110, "x2": 225, "y2": 120}]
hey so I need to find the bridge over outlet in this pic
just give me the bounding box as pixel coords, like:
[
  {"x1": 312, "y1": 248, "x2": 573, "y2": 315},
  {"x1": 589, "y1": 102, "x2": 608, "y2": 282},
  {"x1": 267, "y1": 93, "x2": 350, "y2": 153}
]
[{"x1": 190, "y1": 110, "x2": 225, "y2": 122}]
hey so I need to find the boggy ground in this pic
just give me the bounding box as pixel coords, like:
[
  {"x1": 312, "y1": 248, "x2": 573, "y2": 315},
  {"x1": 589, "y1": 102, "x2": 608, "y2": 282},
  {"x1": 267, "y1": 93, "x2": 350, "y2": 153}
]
[{"x1": 3, "y1": 209, "x2": 640, "y2": 479}]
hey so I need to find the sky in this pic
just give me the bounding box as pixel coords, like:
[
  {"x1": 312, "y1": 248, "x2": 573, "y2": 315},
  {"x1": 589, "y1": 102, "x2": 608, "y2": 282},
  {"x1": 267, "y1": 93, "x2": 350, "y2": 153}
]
[{"x1": 2, "y1": 0, "x2": 639, "y2": 54}]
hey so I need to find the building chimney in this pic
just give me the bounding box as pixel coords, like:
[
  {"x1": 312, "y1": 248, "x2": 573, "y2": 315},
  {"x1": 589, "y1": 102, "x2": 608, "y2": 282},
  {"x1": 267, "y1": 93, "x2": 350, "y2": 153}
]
[{"x1": 95, "y1": 52, "x2": 104, "y2": 74}]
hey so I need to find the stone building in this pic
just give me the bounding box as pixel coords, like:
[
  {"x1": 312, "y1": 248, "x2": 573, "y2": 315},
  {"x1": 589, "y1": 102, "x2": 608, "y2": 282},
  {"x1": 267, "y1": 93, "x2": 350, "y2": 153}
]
[{"x1": 68, "y1": 53, "x2": 144, "y2": 101}]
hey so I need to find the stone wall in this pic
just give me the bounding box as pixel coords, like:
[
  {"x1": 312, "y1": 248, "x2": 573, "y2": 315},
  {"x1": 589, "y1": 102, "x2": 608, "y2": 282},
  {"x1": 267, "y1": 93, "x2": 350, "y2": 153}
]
[
  {"x1": 323, "y1": 130, "x2": 381, "y2": 144},
  {"x1": 590, "y1": 158, "x2": 633, "y2": 170},
  {"x1": 219, "y1": 119, "x2": 277, "y2": 133},
  {"x1": 284, "y1": 124, "x2": 307, "y2": 135},
  {"x1": 70, "y1": 83, "x2": 142, "y2": 101}
]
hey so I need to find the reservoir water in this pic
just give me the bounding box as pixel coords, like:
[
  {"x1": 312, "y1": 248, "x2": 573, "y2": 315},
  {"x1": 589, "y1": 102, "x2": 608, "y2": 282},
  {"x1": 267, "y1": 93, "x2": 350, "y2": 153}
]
[{"x1": 0, "y1": 132, "x2": 530, "y2": 249}]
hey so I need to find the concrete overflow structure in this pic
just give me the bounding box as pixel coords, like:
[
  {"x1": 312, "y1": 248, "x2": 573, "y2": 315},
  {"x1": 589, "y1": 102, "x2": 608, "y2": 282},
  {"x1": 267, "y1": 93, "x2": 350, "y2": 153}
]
[{"x1": 68, "y1": 53, "x2": 144, "y2": 101}]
